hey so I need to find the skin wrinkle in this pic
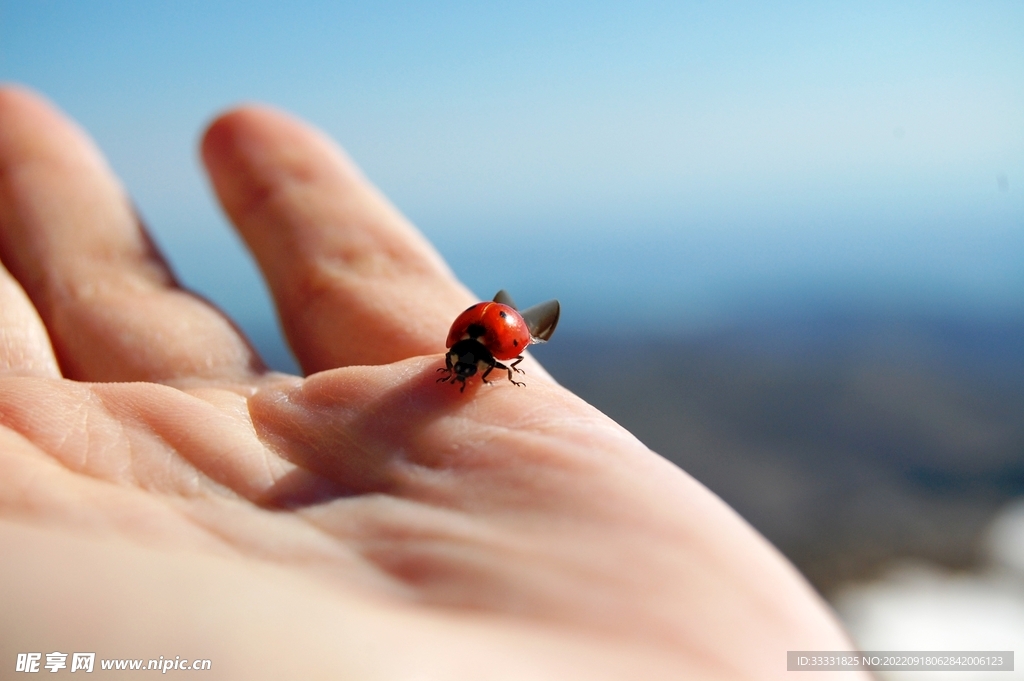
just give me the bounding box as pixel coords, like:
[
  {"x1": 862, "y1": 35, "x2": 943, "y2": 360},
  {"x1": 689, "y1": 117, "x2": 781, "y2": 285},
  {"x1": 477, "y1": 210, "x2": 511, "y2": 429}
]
[
  {"x1": 391, "y1": 446, "x2": 577, "y2": 520},
  {"x1": 59, "y1": 387, "x2": 94, "y2": 471},
  {"x1": 90, "y1": 385, "x2": 237, "y2": 498},
  {"x1": 167, "y1": 496, "x2": 294, "y2": 563},
  {"x1": 93, "y1": 386, "x2": 158, "y2": 490},
  {"x1": 240, "y1": 381, "x2": 295, "y2": 481},
  {"x1": 133, "y1": 492, "x2": 276, "y2": 559},
  {"x1": 108, "y1": 484, "x2": 231, "y2": 551},
  {"x1": 243, "y1": 387, "x2": 300, "y2": 481},
  {"x1": 148, "y1": 424, "x2": 247, "y2": 499},
  {"x1": 101, "y1": 388, "x2": 188, "y2": 492},
  {"x1": 166, "y1": 492, "x2": 421, "y2": 603},
  {"x1": 169, "y1": 388, "x2": 270, "y2": 490},
  {"x1": 252, "y1": 425, "x2": 290, "y2": 494},
  {"x1": 80, "y1": 392, "x2": 105, "y2": 479},
  {"x1": 262, "y1": 398, "x2": 378, "y2": 478},
  {"x1": 355, "y1": 537, "x2": 523, "y2": 597},
  {"x1": 307, "y1": 498, "x2": 529, "y2": 599},
  {"x1": 383, "y1": 419, "x2": 618, "y2": 521},
  {"x1": 117, "y1": 394, "x2": 186, "y2": 492},
  {"x1": 401, "y1": 457, "x2": 582, "y2": 524},
  {"x1": 142, "y1": 497, "x2": 251, "y2": 560},
  {"x1": 292, "y1": 498, "x2": 421, "y2": 575},
  {"x1": 323, "y1": 494, "x2": 505, "y2": 547},
  {"x1": 415, "y1": 414, "x2": 607, "y2": 476}
]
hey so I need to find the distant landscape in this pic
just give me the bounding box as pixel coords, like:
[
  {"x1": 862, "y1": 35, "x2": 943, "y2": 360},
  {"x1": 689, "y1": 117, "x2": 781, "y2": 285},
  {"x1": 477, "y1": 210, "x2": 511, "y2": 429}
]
[{"x1": 532, "y1": 312, "x2": 1024, "y2": 596}]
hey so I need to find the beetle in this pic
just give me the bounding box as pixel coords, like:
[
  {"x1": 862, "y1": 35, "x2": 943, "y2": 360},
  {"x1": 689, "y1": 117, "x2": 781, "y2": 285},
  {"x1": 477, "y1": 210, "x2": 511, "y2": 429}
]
[{"x1": 437, "y1": 290, "x2": 560, "y2": 392}]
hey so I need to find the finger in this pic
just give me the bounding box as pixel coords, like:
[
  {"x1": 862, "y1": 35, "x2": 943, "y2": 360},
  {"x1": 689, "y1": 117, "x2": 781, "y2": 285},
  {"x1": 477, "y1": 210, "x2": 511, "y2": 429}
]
[
  {"x1": 0, "y1": 85, "x2": 264, "y2": 383},
  {"x1": 201, "y1": 106, "x2": 475, "y2": 374},
  {"x1": 0, "y1": 261, "x2": 59, "y2": 376}
]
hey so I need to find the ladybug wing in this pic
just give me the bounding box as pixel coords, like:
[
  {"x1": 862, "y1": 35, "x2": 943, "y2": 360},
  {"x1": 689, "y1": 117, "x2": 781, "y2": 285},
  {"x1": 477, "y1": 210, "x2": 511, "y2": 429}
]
[
  {"x1": 521, "y1": 299, "x2": 560, "y2": 343},
  {"x1": 492, "y1": 289, "x2": 518, "y2": 309}
]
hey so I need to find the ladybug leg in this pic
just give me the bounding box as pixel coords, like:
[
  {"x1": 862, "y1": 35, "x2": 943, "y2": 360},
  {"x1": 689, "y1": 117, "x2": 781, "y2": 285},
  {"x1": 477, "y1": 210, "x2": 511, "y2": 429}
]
[
  {"x1": 509, "y1": 355, "x2": 525, "y2": 374},
  {"x1": 492, "y1": 360, "x2": 525, "y2": 387},
  {"x1": 483, "y1": 361, "x2": 525, "y2": 387},
  {"x1": 480, "y1": 362, "x2": 496, "y2": 384},
  {"x1": 436, "y1": 352, "x2": 455, "y2": 383},
  {"x1": 437, "y1": 370, "x2": 468, "y2": 392}
]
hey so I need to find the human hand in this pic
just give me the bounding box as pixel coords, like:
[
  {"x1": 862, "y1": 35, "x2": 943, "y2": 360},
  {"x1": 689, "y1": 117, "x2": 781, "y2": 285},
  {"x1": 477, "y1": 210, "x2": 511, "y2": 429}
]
[{"x1": 0, "y1": 86, "x2": 865, "y2": 680}]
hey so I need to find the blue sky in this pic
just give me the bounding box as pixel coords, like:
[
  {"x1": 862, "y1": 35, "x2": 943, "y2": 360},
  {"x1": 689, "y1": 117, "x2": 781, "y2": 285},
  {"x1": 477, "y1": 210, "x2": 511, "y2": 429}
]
[{"x1": 1, "y1": 2, "x2": 1022, "y2": 363}]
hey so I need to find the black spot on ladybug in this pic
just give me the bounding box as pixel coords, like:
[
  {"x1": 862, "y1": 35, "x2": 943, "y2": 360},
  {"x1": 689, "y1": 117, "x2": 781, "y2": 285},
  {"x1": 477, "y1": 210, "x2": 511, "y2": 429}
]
[
  {"x1": 466, "y1": 323, "x2": 486, "y2": 339},
  {"x1": 499, "y1": 310, "x2": 508, "y2": 319},
  {"x1": 513, "y1": 339, "x2": 518, "y2": 347}
]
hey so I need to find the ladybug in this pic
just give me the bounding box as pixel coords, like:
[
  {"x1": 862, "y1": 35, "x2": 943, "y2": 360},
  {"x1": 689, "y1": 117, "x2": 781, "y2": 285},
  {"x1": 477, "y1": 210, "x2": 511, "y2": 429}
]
[{"x1": 437, "y1": 290, "x2": 560, "y2": 392}]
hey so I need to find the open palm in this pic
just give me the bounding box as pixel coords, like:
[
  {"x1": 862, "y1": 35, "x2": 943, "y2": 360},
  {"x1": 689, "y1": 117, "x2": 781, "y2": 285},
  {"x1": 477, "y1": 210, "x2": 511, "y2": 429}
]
[{"x1": 0, "y1": 87, "x2": 863, "y2": 680}]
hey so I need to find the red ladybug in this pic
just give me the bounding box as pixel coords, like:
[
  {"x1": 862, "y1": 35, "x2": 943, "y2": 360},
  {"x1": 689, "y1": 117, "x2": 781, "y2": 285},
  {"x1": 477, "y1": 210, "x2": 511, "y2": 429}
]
[{"x1": 437, "y1": 290, "x2": 560, "y2": 392}]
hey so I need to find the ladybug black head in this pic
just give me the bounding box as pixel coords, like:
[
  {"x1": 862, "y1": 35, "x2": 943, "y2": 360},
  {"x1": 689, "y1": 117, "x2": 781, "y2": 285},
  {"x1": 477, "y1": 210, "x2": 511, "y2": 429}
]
[
  {"x1": 437, "y1": 338, "x2": 499, "y2": 391},
  {"x1": 448, "y1": 338, "x2": 492, "y2": 376}
]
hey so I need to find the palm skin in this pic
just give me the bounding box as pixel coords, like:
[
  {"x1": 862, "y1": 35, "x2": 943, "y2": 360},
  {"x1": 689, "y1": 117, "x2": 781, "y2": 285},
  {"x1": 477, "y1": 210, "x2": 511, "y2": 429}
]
[{"x1": 0, "y1": 86, "x2": 866, "y2": 680}]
